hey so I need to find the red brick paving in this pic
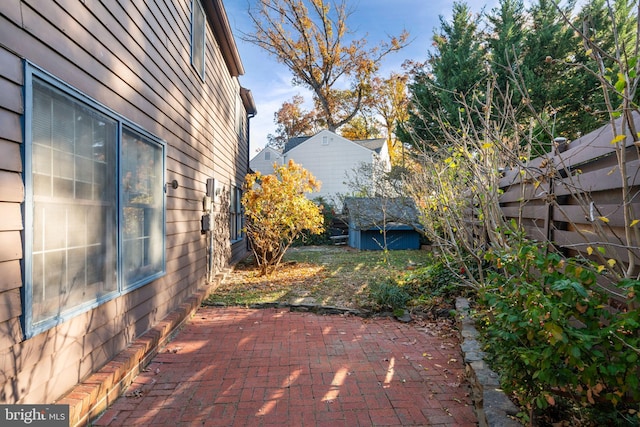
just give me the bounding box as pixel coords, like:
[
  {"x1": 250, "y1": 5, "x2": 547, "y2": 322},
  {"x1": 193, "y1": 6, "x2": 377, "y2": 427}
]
[{"x1": 94, "y1": 307, "x2": 477, "y2": 426}]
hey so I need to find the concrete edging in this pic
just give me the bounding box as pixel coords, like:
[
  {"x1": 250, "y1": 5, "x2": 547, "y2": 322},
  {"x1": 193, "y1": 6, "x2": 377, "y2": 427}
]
[{"x1": 456, "y1": 297, "x2": 521, "y2": 427}]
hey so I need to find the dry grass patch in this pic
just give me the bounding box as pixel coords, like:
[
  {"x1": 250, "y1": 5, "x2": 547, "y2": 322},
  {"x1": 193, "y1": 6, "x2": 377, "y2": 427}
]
[{"x1": 204, "y1": 246, "x2": 433, "y2": 309}]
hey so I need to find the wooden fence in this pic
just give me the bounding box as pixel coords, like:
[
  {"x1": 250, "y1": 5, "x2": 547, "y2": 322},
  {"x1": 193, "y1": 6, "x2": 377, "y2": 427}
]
[{"x1": 499, "y1": 112, "x2": 640, "y2": 278}]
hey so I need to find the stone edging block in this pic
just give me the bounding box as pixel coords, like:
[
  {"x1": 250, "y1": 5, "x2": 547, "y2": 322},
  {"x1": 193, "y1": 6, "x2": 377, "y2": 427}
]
[{"x1": 456, "y1": 297, "x2": 522, "y2": 427}]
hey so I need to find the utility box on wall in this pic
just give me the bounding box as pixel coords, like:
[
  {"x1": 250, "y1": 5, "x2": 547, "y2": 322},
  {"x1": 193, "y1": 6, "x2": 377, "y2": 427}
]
[
  {"x1": 201, "y1": 213, "x2": 211, "y2": 232},
  {"x1": 202, "y1": 177, "x2": 215, "y2": 233}
]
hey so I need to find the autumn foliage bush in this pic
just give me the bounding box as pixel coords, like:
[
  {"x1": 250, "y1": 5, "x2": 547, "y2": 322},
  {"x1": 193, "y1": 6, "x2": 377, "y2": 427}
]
[{"x1": 242, "y1": 160, "x2": 325, "y2": 276}]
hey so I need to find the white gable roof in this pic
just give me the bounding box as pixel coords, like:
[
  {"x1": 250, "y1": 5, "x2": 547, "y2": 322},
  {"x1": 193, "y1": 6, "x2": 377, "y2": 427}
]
[{"x1": 284, "y1": 130, "x2": 377, "y2": 156}]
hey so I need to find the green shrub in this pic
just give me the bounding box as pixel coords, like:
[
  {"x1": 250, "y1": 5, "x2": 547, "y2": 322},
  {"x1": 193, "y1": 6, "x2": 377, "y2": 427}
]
[
  {"x1": 366, "y1": 255, "x2": 470, "y2": 313},
  {"x1": 398, "y1": 258, "x2": 467, "y2": 302},
  {"x1": 294, "y1": 197, "x2": 337, "y2": 246},
  {"x1": 368, "y1": 279, "x2": 411, "y2": 310},
  {"x1": 478, "y1": 240, "x2": 640, "y2": 422}
]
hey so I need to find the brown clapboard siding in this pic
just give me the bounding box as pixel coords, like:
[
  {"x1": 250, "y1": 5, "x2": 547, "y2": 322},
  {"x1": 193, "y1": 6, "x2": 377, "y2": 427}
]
[
  {"x1": 2, "y1": 0, "x2": 21, "y2": 26},
  {"x1": 0, "y1": 78, "x2": 22, "y2": 114},
  {"x1": 0, "y1": 260, "x2": 21, "y2": 292},
  {"x1": 109, "y1": 0, "x2": 222, "y2": 151},
  {"x1": 0, "y1": 231, "x2": 22, "y2": 263},
  {"x1": 5, "y1": 252, "x2": 207, "y2": 405},
  {"x1": 0, "y1": 0, "x2": 252, "y2": 412},
  {"x1": 0, "y1": 46, "x2": 23, "y2": 85},
  {"x1": 166, "y1": 219, "x2": 203, "y2": 236},
  {"x1": 0, "y1": 109, "x2": 22, "y2": 143},
  {"x1": 18, "y1": 0, "x2": 212, "y2": 159},
  {"x1": 0, "y1": 289, "x2": 21, "y2": 324},
  {"x1": 0, "y1": 203, "x2": 22, "y2": 232},
  {"x1": 0, "y1": 139, "x2": 22, "y2": 173},
  {"x1": 0, "y1": 171, "x2": 23, "y2": 203},
  {"x1": 167, "y1": 233, "x2": 203, "y2": 252},
  {"x1": 166, "y1": 196, "x2": 207, "y2": 211},
  {"x1": 166, "y1": 239, "x2": 202, "y2": 261},
  {"x1": 0, "y1": 318, "x2": 22, "y2": 351},
  {"x1": 16, "y1": 336, "x2": 100, "y2": 406},
  {"x1": 1, "y1": 299, "x2": 117, "y2": 379},
  {"x1": 4, "y1": 359, "x2": 53, "y2": 405}
]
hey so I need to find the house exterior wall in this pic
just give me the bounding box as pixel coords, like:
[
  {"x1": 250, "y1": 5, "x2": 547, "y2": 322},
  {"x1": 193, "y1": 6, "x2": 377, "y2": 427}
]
[
  {"x1": 283, "y1": 130, "x2": 380, "y2": 205},
  {"x1": 0, "y1": 0, "x2": 250, "y2": 406},
  {"x1": 249, "y1": 146, "x2": 283, "y2": 175},
  {"x1": 373, "y1": 141, "x2": 391, "y2": 182}
]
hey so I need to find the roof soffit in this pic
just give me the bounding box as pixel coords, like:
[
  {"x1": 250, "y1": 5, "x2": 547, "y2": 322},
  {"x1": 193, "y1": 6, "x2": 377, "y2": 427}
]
[{"x1": 204, "y1": 0, "x2": 244, "y2": 77}]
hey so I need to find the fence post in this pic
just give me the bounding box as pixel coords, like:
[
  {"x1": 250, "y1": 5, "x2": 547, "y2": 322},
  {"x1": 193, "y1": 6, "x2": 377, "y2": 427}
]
[{"x1": 545, "y1": 158, "x2": 554, "y2": 245}]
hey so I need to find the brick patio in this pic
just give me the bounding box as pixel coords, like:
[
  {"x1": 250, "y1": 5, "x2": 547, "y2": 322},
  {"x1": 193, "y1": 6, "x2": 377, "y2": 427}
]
[{"x1": 94, "y1": 307, "x2": 477, "y2": 426}]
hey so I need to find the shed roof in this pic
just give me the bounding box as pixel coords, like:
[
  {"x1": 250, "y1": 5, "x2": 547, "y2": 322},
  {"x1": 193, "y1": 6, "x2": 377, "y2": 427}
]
[{"x1": 343, "y1": 197, "x2": 421, "y2": 230}]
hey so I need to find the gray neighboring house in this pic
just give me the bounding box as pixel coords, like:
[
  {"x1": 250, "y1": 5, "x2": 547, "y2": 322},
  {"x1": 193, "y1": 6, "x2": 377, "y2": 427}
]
[
  {"x1": 343, "y1": 197, "x2": 422, "y2": 251},
  {"x1": 249, "y1": 145, "x2": 283, "y2": 175}
]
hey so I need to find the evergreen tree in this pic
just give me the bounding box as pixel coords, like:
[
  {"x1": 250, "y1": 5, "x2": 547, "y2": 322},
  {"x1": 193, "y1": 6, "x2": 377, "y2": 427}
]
[
  {"x1": 520, "y1": 0, "x2": 582, "y2": 152},
  {"x1": 486, "y1": 0, "x2": 527, "y2": 103},
  {"x1": 430, "y1": 2, "x2": 488, "y2": 133},
  {"x1": 397, "y1": 64, "x2": 444, "y2": 151},
  {"x1": 399, "y1": 2, "x2": 487, "y2": 151},
  {"x1": 578, "y1": 0, "x2": 639, "y2": 110},
  {"x1": 400, "y1": 0, "x2": 636, "y2": 155}
]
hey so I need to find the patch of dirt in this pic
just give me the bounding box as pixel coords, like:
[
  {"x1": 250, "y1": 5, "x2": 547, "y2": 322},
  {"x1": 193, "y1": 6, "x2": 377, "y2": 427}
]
[{"x1": 211, "y1": 253, "x2": 371, "y2": 308}]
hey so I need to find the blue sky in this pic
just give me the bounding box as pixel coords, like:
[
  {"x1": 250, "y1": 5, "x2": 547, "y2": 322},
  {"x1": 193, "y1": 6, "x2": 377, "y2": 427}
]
[{"x1": 223, "y1": 1, "x2": 511, "y2": 153}]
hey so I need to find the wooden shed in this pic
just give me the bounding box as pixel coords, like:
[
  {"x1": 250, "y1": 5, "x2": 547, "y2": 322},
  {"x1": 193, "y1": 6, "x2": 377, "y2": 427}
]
[
  {"x1": 0, "y1": 1, "x2": 255, "y2": 424},
  {"x1": 343, "y1": 197, "x2": 422, "y2": 251}
]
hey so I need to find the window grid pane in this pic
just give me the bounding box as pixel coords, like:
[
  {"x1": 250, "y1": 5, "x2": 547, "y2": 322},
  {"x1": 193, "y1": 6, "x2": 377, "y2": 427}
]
[
  {"x1": 192, "y1": 0, "x2": 205, "y2": 80},
  {"x1": 121, "y1": 129, "x2": 165, "y2": 288},
  {"x1": 31, "y1": 80, "x2": 118, "y2": 328}
]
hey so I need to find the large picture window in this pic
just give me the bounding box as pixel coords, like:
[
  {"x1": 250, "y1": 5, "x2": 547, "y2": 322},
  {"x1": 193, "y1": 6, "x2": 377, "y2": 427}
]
[{"x1": 25, "y1": 64, "x2": 166, "y2": 337}]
